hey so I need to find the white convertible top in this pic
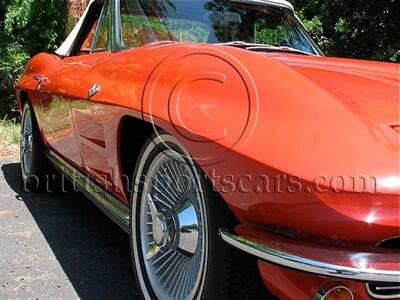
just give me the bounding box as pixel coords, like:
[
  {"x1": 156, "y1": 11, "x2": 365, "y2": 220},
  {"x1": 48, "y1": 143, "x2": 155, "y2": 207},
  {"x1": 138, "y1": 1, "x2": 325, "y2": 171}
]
[
  {"x1": 56, "y1": 0, "x2": 95, "y2": 56},
  {"x1": 56, "y1": 0, "x2": 294, "y2": 56}
]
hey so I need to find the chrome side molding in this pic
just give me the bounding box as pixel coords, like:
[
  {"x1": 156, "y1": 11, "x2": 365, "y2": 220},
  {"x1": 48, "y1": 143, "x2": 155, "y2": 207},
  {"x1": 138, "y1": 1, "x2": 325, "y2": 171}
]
[
  {"x1": 46, "y1": 150, "x2": 130, "y2": 232},
  {"x1": 219, "y1": 229, "x2": 400, "y2": 283}
]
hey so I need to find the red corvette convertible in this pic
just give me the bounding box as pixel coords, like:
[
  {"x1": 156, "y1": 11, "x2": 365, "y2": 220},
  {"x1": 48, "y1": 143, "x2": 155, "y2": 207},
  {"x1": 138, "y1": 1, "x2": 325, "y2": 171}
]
[{"x1": 16, "y1": 0, "x2": 399, "y2": 299}]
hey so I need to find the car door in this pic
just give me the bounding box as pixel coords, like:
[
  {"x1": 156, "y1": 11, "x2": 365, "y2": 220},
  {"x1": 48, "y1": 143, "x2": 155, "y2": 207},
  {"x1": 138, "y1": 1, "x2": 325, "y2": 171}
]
[
  {"x1": 68, "y1": 0, "x2": 119, "y2": 193},
  {"x1": 34, "y1": 0, "x2": 111, "y2": 170}
]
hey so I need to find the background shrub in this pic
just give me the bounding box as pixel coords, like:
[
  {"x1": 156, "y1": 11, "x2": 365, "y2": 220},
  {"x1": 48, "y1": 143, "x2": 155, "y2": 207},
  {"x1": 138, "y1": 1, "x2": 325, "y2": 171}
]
[
  {"x1": 0, "y1": 0, "x2": 67, "y2": 111},
  {"x1": 293, "y1": 0, "x2": 400, "y2": 62}
]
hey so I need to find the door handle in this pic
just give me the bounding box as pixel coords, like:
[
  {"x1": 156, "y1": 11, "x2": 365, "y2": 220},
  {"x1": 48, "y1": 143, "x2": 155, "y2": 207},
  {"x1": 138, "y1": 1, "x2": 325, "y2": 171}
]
[
  {"x1": 34, "y1": 75, "x2": 48, "y2": 82},
  {"x1": 34, "y1": 75, "x2": 49, "y2": 91}
]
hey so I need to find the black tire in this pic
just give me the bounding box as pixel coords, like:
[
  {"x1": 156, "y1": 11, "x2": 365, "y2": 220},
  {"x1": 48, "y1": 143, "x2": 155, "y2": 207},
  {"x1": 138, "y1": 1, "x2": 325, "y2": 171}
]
[
  {"x1": 20, "y1": 102, "x2": 56, "y2": 192},
  {"x1": 129, "y1": 132, "x2": 266, "y2": 300}
]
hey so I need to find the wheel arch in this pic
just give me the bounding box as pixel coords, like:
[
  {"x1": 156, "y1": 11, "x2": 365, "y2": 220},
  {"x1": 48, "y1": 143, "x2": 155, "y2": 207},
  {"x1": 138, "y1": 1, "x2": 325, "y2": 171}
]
[
  {"x1": 17, "y1": 90, "x2": 29, "y2": 113},
  {"x1": 117, "y1": 114, "x2": 239, "y2": 216},
  {"x1": 117, "y1": 115, "x2": 154, "y2": 198}
]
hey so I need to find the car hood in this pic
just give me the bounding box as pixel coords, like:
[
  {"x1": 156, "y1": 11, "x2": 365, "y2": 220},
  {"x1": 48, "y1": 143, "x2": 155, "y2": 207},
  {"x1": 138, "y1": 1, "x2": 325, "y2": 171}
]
[{"x1": 268, "y1": 54, "x2": 400, "y2": 127}]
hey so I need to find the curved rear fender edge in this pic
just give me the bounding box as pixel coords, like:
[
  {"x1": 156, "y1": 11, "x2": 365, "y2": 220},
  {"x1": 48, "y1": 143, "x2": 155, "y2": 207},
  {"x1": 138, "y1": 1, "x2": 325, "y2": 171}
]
[
  {"x1": 15, "y1": 89, "x2": 24, "y2": 113},
  {"x1": 15, "y1": 89, "x2": 50, "y2": 149}
]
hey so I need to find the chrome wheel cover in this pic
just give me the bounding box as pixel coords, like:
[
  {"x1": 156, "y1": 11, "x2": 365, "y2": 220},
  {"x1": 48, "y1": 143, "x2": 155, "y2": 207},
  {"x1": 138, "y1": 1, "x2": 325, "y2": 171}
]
[
  {"x1": 137, "y1": 147, "x2": 207, "y2": 300},
  {"x1": 21, "y1": 108, "x2": 33, "y2": 176}
]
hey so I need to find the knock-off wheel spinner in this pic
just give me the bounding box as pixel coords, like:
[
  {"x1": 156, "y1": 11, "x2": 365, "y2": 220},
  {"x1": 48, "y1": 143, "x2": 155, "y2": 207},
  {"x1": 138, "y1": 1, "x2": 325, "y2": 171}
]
[{"x1": 145, "y1": 194, "x2": 200, "y2": 260}]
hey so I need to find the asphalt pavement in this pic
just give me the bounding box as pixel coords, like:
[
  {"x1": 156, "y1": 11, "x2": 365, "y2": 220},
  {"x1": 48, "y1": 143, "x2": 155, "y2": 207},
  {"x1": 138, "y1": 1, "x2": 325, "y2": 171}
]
[{"x1": 0, "y1": 159, "x2": 139, "y2": 299}]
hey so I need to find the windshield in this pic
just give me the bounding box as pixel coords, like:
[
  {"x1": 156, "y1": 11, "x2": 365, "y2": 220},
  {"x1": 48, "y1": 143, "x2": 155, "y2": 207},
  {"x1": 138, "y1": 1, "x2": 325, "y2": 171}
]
[{"x1": 119, "y1": 0, "x2": 321, "y2": 55}]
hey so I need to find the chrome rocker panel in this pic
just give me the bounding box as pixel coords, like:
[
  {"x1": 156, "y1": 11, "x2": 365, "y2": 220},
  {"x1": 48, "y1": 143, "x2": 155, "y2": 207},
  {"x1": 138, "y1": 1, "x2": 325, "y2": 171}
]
[
  {"x1": 219, "y1": 229, "x2": 400, "y2": 283},
  {"x1": 46, "y1": 150, "x2": 130, "y2": 232}
]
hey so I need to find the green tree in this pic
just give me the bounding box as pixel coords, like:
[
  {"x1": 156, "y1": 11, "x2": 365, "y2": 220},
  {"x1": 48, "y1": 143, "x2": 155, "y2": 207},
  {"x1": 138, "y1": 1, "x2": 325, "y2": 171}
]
[
  {"x1": 0, "y1": 0, "x2": 67, "y2": 99},
  {"x1": 293, "y1": 0, "x2": 400, "y2": 62}
]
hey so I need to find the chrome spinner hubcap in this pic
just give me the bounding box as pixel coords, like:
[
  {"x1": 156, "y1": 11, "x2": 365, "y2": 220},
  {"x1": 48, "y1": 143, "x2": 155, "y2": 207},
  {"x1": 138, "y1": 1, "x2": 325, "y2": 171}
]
[
  {"x1": 145, "y1": 196, "x2": 200, "y2": 261},
  {"x1": 175, "y1": 200, "x2": 199, "y2": 256}
]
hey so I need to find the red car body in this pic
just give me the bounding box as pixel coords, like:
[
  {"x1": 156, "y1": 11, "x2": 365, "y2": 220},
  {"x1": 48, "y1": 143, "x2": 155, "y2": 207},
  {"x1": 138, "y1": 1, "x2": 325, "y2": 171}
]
[{"x1": 16, "y1": 0, "x2": 399, "y2": 299}]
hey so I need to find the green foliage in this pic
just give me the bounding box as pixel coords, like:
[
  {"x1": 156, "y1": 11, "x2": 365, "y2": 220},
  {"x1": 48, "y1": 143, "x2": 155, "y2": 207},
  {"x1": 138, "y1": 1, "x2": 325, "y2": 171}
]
[
  {"x1": 0, "y1": 116, "x2": 20, "y2": 145},
  {"x1": 0, "y1": 43, "x2": 29, "y2": 94},
  {"x1": 292, "y1": 0, "x2": 400, "y2": 62},
  {"x1": 256, "y1": 26, "x2": 287, "y2": 46},
  {"x1": 0, "y1": 0, "x2": 67, "y2": 101},
  {"x1": 121, "y1": 15, "x2": 209, "y2": 47}
]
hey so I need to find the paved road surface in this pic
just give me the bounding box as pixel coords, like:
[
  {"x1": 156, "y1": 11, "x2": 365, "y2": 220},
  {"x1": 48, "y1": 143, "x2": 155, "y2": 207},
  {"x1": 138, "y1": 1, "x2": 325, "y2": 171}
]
[{"x1": 0, "y1": 159, "x2": 139, "y2": 299}]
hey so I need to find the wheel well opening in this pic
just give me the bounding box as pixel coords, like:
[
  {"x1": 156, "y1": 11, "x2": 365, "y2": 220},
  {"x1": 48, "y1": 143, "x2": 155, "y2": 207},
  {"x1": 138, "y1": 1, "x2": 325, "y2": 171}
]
[
  {"x1": 19, "y1": 91, "x2": 28, "y2": 110},
  {"x1": 118, "y1": 116, "x2": 153, "y2": 198},
  {"x1": 377, "y1": 236, "x2": 400, "y2": 250}
]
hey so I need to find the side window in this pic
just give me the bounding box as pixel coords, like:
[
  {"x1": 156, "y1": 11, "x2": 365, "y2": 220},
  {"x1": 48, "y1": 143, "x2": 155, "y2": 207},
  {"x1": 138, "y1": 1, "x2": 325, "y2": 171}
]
[
  {"x1": 92, "y1": 3, "x2": 110, "y2": 51},
  {"x1": 254, "y1": 15, "x2": 315, "y2": 53},
  {"x1": 77, "y1": 1, "x2": 108, "y2": 55},
  {"x1": 119, "y1": 0, "x2": 210, "y2": 49},
  {"x1": 80, "y1": 21, "x2": 98, "y2": 53},
  {"x1": 120, "y1": 0, "x2": 155, "y2": 48}
]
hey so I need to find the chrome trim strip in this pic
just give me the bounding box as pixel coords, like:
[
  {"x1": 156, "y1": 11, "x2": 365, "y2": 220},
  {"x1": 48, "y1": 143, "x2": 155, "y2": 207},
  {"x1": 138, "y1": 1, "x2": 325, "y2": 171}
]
[
  {"x1": 46, "y1": 150, "x2": 130, "y2": 232},
  {"x1": 366, "y1": 283, "x2": 400, "y2": 299},
  {"x1": 219, "y1": 229, "x2": 400, "y2": 283},
  {"x1": 294, "y1": 14, "x2": 324, "y2": 56},
  {"x1": 230, "y1": 0, "x2": 294, "y2": 11}
]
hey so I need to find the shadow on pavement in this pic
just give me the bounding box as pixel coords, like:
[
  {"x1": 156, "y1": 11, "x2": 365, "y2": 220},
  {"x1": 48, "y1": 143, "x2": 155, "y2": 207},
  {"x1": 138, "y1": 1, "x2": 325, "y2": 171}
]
[{"x1": 1, "y1": 162, "x2": 138, "y2": 299}]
